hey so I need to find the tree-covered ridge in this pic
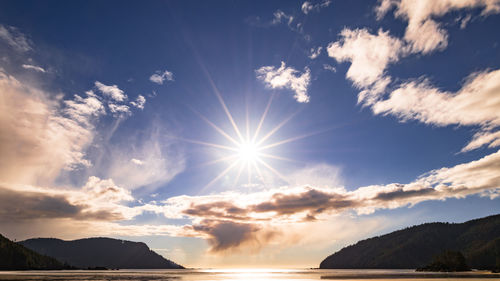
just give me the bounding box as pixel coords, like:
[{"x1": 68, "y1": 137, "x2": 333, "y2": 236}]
[
  {"x1": 20, "y1": 237, "x2": 184, "y2": 269},
  {"x1": 320, "y1": 214, "x2": 500, "y2": 270},
  {"x1": 0, "y1": 234, "x2": 66, "y2": 270}
]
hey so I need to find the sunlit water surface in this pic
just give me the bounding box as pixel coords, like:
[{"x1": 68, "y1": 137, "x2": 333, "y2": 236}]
[{"x1": 1, "y1": 269, "x2": 499, "y2": 281}]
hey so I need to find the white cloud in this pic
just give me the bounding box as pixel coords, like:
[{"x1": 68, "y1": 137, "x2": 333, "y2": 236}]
[
  {"x1": 0, "y1": 25, "x2": 32, "y2": 52},
  {"x1": 157, "y1": 148, "x2": 500, "y2": 252},
  {"x1": 302, "y1": 0, "x2": 332, "y2": 14},
  {"x1": 375, "y1": 0, "x2": 500, "y2": 54},
  {"x1": 288, "y1": 163, "x2": 344, "y2": 189},
  {"x1": 323, "y1": 64, "x2": 337, "y2": 73},
  {"x1": 63, "y1": 92, "x2": 106, "y2": 125},
  {"x1": 94, "y1": 81, "x2": 127, "y2": 102},
  {"x1": 256, "y1": 61, "x2": 311, "y2": 103},
  {"x1": 327, "y1": 28, "x2": 406, "y2": 89},
  {"x1": 371, "y1": 69, "x2": 500, "y2": 126},
  {"x1": 462, "y1": 130, "x2": 500, "y2": 152},
  {"x1": 130, "y1": 95, "x2": 146, "y2": 109},
  {"x1": 131, "y1": 158, "x2": 144, "y2": 165},
  {"x1": 149, "y1": 70, "x2": 174, "y2": 85},
  {"x1": 327, "y1": 24, "x2": 500, "y2": 153},
  {"x1": 271, "y1": 10, "x2": 294, "y2": 25},
  {"x1": 308, "y1": 46, "x2": 322, "y2": 59},
  {"x1": 107, "y1": 128, "x2": 186, "y2": 190},
  {"x1": 350, "y1": 67, "x2": 500, "y2": 153},
  {"x1": 22, "y1": 64, "x2": 46, "y2": 73},
  {"x1": 0, "y1": 70, "x2": 101, "y2": 185},
  {"x1": 108, "y1": 103, "x2": 131, "y2": 116},
  {"x1": 460, "y1": 14, "x2": 473, "y2": 29}
]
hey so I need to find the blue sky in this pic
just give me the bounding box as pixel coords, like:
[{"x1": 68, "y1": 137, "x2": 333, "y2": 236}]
[{"x1": 1, "y1": 0, "x2": 500, "y2": 268}]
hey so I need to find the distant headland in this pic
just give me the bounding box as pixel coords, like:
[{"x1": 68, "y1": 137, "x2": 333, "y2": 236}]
[
  {"x1": 0, "y1": 234, "x2": 184, "y2": 270},
  {"x1": 320, "y1": 214, "x2": 500, "y2": 271}
]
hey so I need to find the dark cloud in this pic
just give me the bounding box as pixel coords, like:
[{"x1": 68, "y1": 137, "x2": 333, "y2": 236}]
[
  {"x1": 0, "y1": 186, "x2": 82, "y2": 221},
  {"x1": 374, "y1": 187, "x2": 436, "y2": 201},
  {"x1": 0, "y1": 186, "x2": 124, "y2": 221},
  {"x1": 183, "y1": 201, "x2": 249, "y2": 221},
  {"x1": 189, "y1": 220, "x2": 278, "y2": 253},
  {"x1": 252, "y1": 188, "x2": 355, "y2": 215}
]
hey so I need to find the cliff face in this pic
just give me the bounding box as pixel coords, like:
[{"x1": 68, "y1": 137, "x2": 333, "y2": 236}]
[
  {"x1": 20, "y1": 237, "x2": 184, "y2": 269},
  {"x1": 320, "y1": 214, "x2": 500, "y2": 270},
  {"x1": 0, "y1": 234, "x2": 66, "y2": 270}
]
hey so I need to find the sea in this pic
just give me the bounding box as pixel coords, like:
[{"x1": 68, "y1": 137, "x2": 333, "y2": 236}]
[{"x1": 1, "y1": 269, "x2": 500, "y2": 281}]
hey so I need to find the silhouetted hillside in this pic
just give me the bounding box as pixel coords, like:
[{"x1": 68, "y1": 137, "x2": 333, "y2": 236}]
[
  {"x1": 0, "y1": 234, "x2": 66, "y2": 270},
  {"x1": 320, "y1": 214, "x2": 500, "y2": 270},
  {"x1": 20, "y1": 237, "x2": 184, "y2": 269}
]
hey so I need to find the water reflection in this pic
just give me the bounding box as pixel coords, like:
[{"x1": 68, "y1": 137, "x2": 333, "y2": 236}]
[{"x1": 0, "y1": 269, "x2": 499, "y2": 281}]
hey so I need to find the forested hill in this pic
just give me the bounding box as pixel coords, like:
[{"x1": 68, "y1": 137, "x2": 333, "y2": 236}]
[
  {"x1": 20, "y1": 237, "x2": 184, "y2": 269},
  {"x1": 320, "y1": 214, "x2": 500, "y2": 270},
  {"x1": 0, "y1": 234, "x2": 66, "y2": 270}
]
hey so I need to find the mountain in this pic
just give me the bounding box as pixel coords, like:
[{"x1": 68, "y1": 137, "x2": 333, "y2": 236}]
[
  {"x1": 20, "y1": 237, "x2": 184, "y2": 269},
  {"x1": 320, "y1": 214, "x2": 500, "y2": 270},
  {"x1": 0, "y1": 233, "x2": 66, "y2": 270}
]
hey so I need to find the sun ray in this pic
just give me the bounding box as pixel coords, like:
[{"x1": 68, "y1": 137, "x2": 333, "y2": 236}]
[
  {"x1": 256, "y1": 158, "x2": 288, "y2": 183},
  {"x1": 194, "y1": 55, "x2": 245, "y2": 143},
  {"x1": 259, "y1": 128, "x2": 331, "y2": 150},
  {"x1": 233, "y1": 162, "x2": 246, "y2": 186},
  {"x1": 200, "y1": 160, "x2": 241, "y2": 193},
  {"x1": 256, "y1": 110, "x2": 299, "y2": 146},
  {"x1": 213, "y1": 88, "x2": 245, "y2": 143},
  {"x1": 247, "y1": 161, "x2": 252, "y2": 184},
  {"x1": 252, "y1": 160, "x2": 265, "y2": 186},
  {"x1": 187, "y1": 91, "x2": 316, "y2": 188},
  {"x1": 252, "y1": 94, "x2": 274, "y2": 143},
  {"x1": 246, "y1": 102, "x2": 250, "y2": 140},
  {"x1": 170, "y1": 136, "x2": 238, "y2": 152},
  {"x1": 196, "y1": 154, "x2": 239, "y2": 168},
  {"x1": 258, "y1": 152, "x2": 301, "y2": 163},
  {"x1": 191, "y1": 109, "x2": 241, "y2": 146}
]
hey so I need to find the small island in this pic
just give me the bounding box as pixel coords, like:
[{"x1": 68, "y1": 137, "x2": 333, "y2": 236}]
[{"x1": 416, "y1": 250, "x2": 470, "y2": 272}]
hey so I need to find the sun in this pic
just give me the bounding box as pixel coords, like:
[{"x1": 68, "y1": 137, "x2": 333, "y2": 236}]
[
  {"x1": 237, "y1": 141, "x2": 260, "y2": 163},
  {"x1": 178, "y1": 91, "x2": 318, "y2": 190}
]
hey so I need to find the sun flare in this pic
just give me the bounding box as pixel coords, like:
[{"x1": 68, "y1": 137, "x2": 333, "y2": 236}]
[
  {"x1": 237, "y1": 141, "x2": 260, "y2": 163},
  {"x1": 179, "y1": 92, "x2": 317, "y2": 190}
]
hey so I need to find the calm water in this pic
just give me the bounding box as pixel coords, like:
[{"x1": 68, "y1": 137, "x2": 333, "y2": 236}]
[{"x1": 0, "y1": 269, "x2": 499, "y2": 281}]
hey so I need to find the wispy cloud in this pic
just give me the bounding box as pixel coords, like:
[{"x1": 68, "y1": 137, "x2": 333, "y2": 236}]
[
  {"x1": 308, "y1": 46, "x2": 322, "y2": 59},
  {"x1": 130, "y1": 95, "x2": 146, "y2": 109},
  {"x1": 371, "y1": 69, "x2": 500, "y2": 128},
  {"x1": 327, "y1": 0, "x2": 500, "y2": 152},
  {"x1": 256, "y1": 61, "x2": 311, "y2": 103},
  {"x1": 323, "y1": 64, "x2": 336, "y2": 72},
  {"x1": 0, "y1": 71, "x2": 100, "y2": 183},
  {"x1": 108, "y1": 103, "x2": 131, "y2": 116},
  {"x1": 150, "y1": 70, "x2": 174, "y2": 85},
  {"x1": 327, "y1": 28, "x2": 406, "y2": 89},
  {"x1": 106, "y1": 126, "x2": 186, "y2": 190},
  {"x1": 95, "y1": 81, "x2": 127, "y2": 102},
  {"x1": 369, "y1": 69, "x2": 500, "y2": 152},
  {"x1": 22, "y1": 64, "x2": 46, "y2": 73},
  {"x1": 0, "y1": 24, "x2": 32, "y2": 52},
  {"x1": 130, "y1": 158, "x2": 144, "y2": 165},
  {"x1": 302, "y1": 0, "x2": 331, "y2": 14},
  {"x1": 271, "y1": 10, "x2": 294, "y2": 25},
  {"x1": 375, "y1": 0, "x2": 500, "y2": 54}
]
